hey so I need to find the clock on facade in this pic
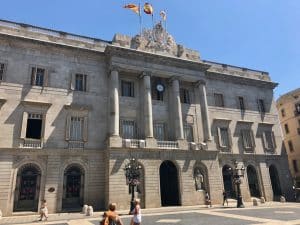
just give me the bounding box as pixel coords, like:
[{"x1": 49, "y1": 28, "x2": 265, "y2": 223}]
[{"x1": 156, "y1": 84, "x2": 164, "y2": 92}]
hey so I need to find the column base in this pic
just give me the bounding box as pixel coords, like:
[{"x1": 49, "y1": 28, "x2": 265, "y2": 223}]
[
  {"x1": 108, "y1": 136, "x2": 123, "y2": 148},
  {"x1": 145, "y1": 137, "x2": 157, "y2": 148}
]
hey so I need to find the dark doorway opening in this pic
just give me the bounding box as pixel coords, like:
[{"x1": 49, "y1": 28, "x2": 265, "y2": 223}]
[
  {"x1": 222, "y1": 165, "x2": 236, "y2": 198},
  {"x1": 269, "y1": 165, "x2": 282, "y2": 199},
  {"x1": 247, "y1": 166, "x2": 261, "y2": 197},
  {"x1": 160, "y1": 161, "x2": 180, "y2": 206},
  {"x1": 62, "y1": 165, "x2": 84, "y2": 211},
  {"x1": 14, "y1": 164, "x2": 41, "y2": 212}
]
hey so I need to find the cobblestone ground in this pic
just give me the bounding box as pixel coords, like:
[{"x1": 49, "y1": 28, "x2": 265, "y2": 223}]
[{"x1": 1, "y1": 202, "x2": 300, "y2": 225}]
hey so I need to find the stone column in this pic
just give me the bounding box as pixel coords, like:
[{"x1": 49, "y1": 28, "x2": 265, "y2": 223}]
[
  {"x1": 142, "y1": 72, "x2": 154, "y2": 138},
  {"x1": 110, "y1": 68, "x2": 120, "y2": 136},
  {"x1": 197, "y1": 80, "x2": 212, "y2": 141},
  {"x1": 172, "y1": 78, "x2": 184, "y2": 140}
]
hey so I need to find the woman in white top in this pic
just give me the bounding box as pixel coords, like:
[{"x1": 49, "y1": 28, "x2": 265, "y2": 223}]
[{"x1": 130, "y1": 198, "x2": 142, "y2": 225}]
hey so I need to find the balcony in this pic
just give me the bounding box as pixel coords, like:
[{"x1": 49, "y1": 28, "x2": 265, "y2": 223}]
[
  {"x1": 189, "y1": 142, "x2": 208, "y2": 151},
  {"x1": 123, "y1": 139, "x2": 146, "y2": 148},
  {"x1": 157, "y1": 141, "x2": 179, "y2": 149},
  {"x1": 21, "y1": 138, "x2": 43, "y2": 149},
  {"x1": 68, "y1": 140, "x2": 84, "y2": 149}
]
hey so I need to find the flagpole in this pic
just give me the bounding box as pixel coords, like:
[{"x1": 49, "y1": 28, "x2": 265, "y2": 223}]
[{"x1": 139, "y1": 3, "x2": 142, "y2": 36}]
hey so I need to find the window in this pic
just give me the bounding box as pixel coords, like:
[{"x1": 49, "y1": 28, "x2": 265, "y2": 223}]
[
  {"x1": 184, "y1": 124, "x2": 194, "y2": 142},
  {"x1": 69, "y1": 117, "x2": 84, "y2": 141},
  {"x1": 293, "y1": 160, "x2": 298, "y2": 173},
  {"x1": 180, "y1": 88, "x2": 190, "y2": 104},
  {"x1": 31, "y1": 67, "x2": 46, "y2": 86},
  {"x1": 281, "y1": 108, "x2": 286, "y2": 117},
  {"x1": 241, "y1": 129, "x2": 255, "y2": 150},
  {"x1": 75, "y1": 74, "x2": 87, "y2": 92},
  {"x1": 257, "y1": 99, "x2": 265, "y2": 113},
  {"x1": 295, "y1": 103, "x2": 300, "y2": 115},
  {"x1": 284, "y1": 124, "x2": 289, "y2": 134},
  {"x1": 0, "y1": 63, "x2": 5, "y2": 81},
  {"x1": 121, "y1": 120, "x2": 136, "y2": 139},
  {"x1": 25, "y1": 113, "x2": 43, "y2": 139},
  {"x1": 217, "y1": 127, "x2": 231, "y2": 149},
  {"x1": 288, "y1": 140, "x2": 294, "y2": 152},
  {"x1": 154, "y1": 123, "x2": 166, "y2": 141},
  {"x1": 214, "y1": 93, "x2": 224, "y2": 107},
  {"x1": 262, "y1": 130, "x2": 276, "y2": 150},
  {"x1": 238, "y1": 97, "x2": 245, "y2": 111},
  {"x1": 121, "y1": 80, "x2": 134, "y2": 97}
]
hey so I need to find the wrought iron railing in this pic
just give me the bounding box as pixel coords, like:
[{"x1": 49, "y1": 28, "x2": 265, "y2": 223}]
[
  {"x1": 21, "y1": 139, "x2": 43, "y2": 149},
  {"x1": 68, "y1": 141, "x2": 84, "y2": 149}
]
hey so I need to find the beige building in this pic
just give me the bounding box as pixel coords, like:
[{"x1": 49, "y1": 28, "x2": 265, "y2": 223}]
[
  {"x1": 0, "y1": 19, "x2": 293, "y2": 216},
  {"x1": 276, "y1": 88, "x2": 300, "y2": 186}
]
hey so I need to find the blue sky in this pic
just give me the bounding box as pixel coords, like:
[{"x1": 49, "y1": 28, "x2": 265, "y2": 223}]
[{"x1": 1, "y1": 0, "x2": 299, "y2": 99}]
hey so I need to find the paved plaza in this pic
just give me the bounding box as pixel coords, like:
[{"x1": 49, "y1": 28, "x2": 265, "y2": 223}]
[{"x1": 1, "y1": 202, "x2": 300, "y2": 225}]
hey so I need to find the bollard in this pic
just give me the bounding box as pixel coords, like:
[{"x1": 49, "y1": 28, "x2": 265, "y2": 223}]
[
  {"x1": 86, "y1": 206, "x2": 94, "y2": 216},
  {"x1": 280, "y1": 196, "x2": 286, "y2": 203},
  {"x1": 260, "y1": 197, "x2": 265, "y2": 204},
  {"x1": 253, "y1": 198, "x2": 258, "y2": 206},
  {"x1": 82, "y1": 205, "x2": 88, "y2": 214}
]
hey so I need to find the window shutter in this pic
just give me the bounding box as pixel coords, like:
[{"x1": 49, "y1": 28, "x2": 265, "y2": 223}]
[
  {"x1": 228, "y1": 127, "x2": 232, "y2": 148},
  {"x1": 257, "y1": 99, "x2": 261, "y2": 112},
  {"x1": 262, "y1": 131, "x2": 267, "y2": 150},
  {"x1": 83, "y1": 116, "x2": 88, "y2": 142},
  {"x1": 70, "y1": 73, "x2": 75, "y2": 90},
  {"x1": 250, "y1": 130, "x2": 256, "y2": 148},
  {"x1": 217, "y1": 127, "x2": 222, "y2": 148},
  {"x1": 20, "y1": 112, "x2": 28, "y2": 138},
  {"x1": 65, "y1": 116, "x2": 71, "y2": 141},
  {"x1": 271, "y1": 131, "x2": 276, "y2": 149},
  {"x1": 84, "y1": 74, "x2": 88, "y2": 92},
  {"x1": 241, "y1": 130, "x2": 247, "y2": 149},
  {"x1": 31, "y1": 67, "x2": 36, "y2": 85},
  {"x1": 43, "y1": 69, "x2": 49, "y2": 87}
]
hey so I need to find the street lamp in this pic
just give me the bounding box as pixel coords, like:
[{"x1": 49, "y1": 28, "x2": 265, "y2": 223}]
[
  {"x1": 233, "y1": 161, "x2": 245, "y2": 208},
  {"x1": 124, "y1": 158, "x2": 142, "y2": 212}
]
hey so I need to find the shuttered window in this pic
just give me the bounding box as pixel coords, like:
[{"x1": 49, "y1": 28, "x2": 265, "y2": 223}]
[
  {"x1": 154, "y1": 123, "x2": 166, "y2": 141},
  {"x1": 241, "y1": 129, "x2": 255, "y2": 150},
  {"x1": 184, "y1": 124, "x2": 194, "y2": 142},
  {"x1": 121, "y1": 120, "x2": 136, "y2": 139}
]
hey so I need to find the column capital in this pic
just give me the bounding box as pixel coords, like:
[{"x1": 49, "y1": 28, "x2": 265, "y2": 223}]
[
  {"x1": 169, "y1": 76, "x2": 180, "y2": 83},
  {"x1": 195, "y1": 80, "x2": 206, "y2": 87},
  {"x1": 109, "y1": 65, "x2": 121, "y2": 73},
  {"x1": 139, "y1": 71, "x2": 152, "y2": 79}
]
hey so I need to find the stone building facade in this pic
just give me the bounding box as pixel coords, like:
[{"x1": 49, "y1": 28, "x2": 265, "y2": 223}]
[
  {"x1": 276, "y1": 88, "x2": 300, "y2": 186},
  {"x1": 0, "y1": 19, "x2": 293, "y2": 216}
]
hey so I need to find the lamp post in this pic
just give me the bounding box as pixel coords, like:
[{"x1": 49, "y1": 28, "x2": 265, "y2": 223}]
[
  {"x1": 124, "y1": 158, "x2": 142, "y2": 212},
  {"x1": 233, "y1": 161, "x2": 245, "y2": 208}
]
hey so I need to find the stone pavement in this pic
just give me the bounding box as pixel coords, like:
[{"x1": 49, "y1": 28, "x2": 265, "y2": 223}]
[{"x1": 0, "y1": 201, "x2": 294, "y2": 225}]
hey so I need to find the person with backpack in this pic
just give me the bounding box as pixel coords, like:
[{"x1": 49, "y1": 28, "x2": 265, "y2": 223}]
[
  {"x1": 130, "y1": 198, "x2": 142, "y2": 225},
  {"x1": 100, "y1": 203, "x2": 124, "y2": 225}
]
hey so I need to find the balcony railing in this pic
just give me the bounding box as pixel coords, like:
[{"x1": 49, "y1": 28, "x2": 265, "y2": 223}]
[
  {"x1": 68, "y1": 141, "x2": 84, "y2": 149},
  {"x1": 21, "y1": 138, "x2": 43, "y2": 149},
  {"x1": 157, "y1": 141, "x2": 178, "y2": 149},
  {"x1": 123, "y1": 139, "x2": 146, "y2": 148}
]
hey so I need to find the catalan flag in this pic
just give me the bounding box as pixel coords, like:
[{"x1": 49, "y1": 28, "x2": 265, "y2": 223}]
[
  {"x1": 124, "y1": 4, "x2": 140, "y2": 15},
  {"x1": 143, "y1": 3, "x2": 153, "y2": 15}
]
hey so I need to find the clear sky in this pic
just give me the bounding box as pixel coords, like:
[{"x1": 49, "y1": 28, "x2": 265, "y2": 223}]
[{"x1": 1, "y1": 0, "x2": 299, "y2": 99}]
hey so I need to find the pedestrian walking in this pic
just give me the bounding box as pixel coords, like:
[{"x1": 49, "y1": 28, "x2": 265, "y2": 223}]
[
  {"x1": 222, "y1": 190, "x2": 228, "y2": 206},
  {"x1": 130, "y1": 198, "x2": 142, "y2": 225},
  {"x1": 100, "y1": 203, "x2": 124, "y2": 225},
  {"x1": 39, "y1": 200, "x2": 48, "y2": 221},
  {"x1": 205, "y1": 192, "x2": 212, "y2": 208}
]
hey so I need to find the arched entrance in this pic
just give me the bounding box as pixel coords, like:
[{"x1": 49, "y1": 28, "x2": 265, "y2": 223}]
[
  {"x1": 269, "y1": 165, "x2": 282, "y2": 198},
  {"x1": 247, "y1": 165, "x2": 261, "y2": 197},
  {"x1": 62, "y1": 165, "x2": 84, "y2": 211},
  {"x1": 160, "y1": 161, "x2": 180, "y2": 206},
  {"x1": 14, "y1": 164, "x2": 41, "y2": 212},
  {"x1": 222, "y1": 165, "x2": 236, "y2": 198}
]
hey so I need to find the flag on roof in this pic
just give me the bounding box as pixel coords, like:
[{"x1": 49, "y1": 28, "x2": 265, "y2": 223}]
[
  {"x1": 143, "y1": 3, "x2": 154, "y2": 15},
  {"x1": 160, "y1": 10, "x2": 167, "y2": 21},
  {"x1": 124, "y1": 4, "x2": 140, "y2": 15}
]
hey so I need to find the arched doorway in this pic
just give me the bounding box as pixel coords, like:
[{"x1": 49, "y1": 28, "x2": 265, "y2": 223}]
[
  {"x1": 14, "y1": 164, "x2": 41, "y2": 212},
  {"x1": 269, "y1": 165, "x2": 282, "y2": 198},
  {"x1": 160, "y1": 161, "x2": 180, "y2": 206},
  {"x1": 62, "y1": 165, "x2": 84, "y2": 211},
  {"x1": 247, "y1": 165, "x2": 261, "y2": 197},
  {"x1": 222, "y1": 165, "x2": 236, "y2": 198}
]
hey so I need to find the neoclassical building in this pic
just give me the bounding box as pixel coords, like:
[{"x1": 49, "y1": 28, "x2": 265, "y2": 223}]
[
  {"x1": 276, "y1": 88, "x2": 300, "y2": 186},
  {"x1": 0, "y1": 19, "x2": 293, "y2": 216}
]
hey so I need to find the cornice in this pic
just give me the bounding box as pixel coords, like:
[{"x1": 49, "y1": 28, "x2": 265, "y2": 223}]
[
  {"x1": 21, "y1": 100, "x2": 52, "y2": 108},
  {"x1": 206, "y1": 71, "x2": 278, "y2": 89}
]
